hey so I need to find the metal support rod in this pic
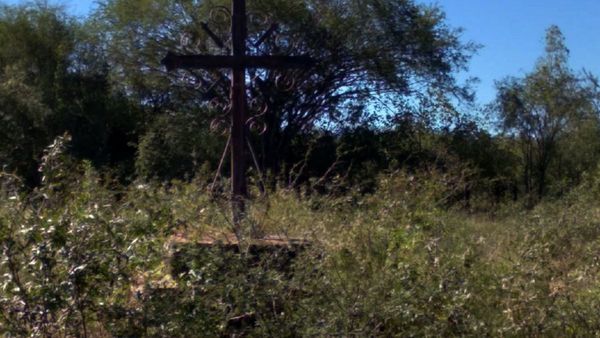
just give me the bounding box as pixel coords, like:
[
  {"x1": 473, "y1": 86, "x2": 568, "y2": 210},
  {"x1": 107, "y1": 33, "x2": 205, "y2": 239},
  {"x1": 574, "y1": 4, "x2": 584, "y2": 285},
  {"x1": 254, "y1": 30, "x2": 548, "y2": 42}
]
[
  {"x1": 246, "y1": 136, "x2": 266, "y2": 196},
  {"x1": 210, "y1": 133, "x2": 231, "y2": 193}
]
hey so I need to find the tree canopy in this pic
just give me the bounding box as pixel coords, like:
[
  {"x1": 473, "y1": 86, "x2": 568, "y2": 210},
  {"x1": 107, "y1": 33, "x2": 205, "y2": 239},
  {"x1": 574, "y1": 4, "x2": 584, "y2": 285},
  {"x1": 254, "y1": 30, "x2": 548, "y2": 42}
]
[
  {"x1": 92, "y1": 0, "x2": 477, "y2": 176},
  {"x1": 1, "y1": 1, "x2": 598, "y2": 204},
  {"x1": 495, "y1": 26, "x2": 600, "y2": 201}
]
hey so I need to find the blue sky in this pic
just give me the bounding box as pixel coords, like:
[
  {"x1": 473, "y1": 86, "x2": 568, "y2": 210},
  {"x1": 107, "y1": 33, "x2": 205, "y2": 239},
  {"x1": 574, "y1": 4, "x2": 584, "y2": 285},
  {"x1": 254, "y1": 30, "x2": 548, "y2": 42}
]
[
  {"x1": 2, "y1": 0, "x2": 600, "y2": 105},
  {"x1": 418, "y1": 0, "x2": 600, "y2": 104},
  {"x1": 1, "y1": 0, "x2": 98, "y2": 17}
]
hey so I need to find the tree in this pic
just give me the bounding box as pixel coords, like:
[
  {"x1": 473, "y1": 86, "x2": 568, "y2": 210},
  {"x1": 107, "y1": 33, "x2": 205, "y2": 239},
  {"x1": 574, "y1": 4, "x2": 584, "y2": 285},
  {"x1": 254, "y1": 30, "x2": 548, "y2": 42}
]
[
  {"x1": 0, "y1": 4, "x2": 74, "y2": 184},
  {"x1": 92, "y1": 0, "x2": 476, "y2": 179},
  {"x1": 135, "y1": 108, "x2": 224, "y2": 180},
  {"x1": 0, "y1": 4, "x2": 140, "y2": 184},
  {"x1": 495, "y1": 26, "x2": 599, "y2": 201}
]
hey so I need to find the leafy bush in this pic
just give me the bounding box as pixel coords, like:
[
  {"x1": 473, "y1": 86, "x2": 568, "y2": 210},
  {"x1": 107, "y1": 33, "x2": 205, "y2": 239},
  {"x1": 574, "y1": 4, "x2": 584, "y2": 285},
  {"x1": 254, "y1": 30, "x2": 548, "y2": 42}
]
[
  {"x1": 3, "y1": 136, "x2": 600, "y2": 336},
  {"x1": 135, "y1": 111, "x2": 224, "y2": 181},
  {"x1": 0, "y1": 134, "x2": 171, "y2": 336}
]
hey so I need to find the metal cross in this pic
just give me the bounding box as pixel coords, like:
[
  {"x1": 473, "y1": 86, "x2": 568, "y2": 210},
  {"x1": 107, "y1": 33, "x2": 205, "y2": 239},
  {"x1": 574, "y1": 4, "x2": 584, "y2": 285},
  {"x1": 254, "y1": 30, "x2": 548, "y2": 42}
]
[{"x1": 161, "y1": 0, "x2": 314, "y2": 227}]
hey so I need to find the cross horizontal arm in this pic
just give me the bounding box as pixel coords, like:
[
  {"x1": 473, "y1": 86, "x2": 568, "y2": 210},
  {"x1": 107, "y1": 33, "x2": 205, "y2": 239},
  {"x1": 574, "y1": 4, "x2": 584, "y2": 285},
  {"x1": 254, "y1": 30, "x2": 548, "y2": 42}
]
[{"x1": 161, "y1": 51, "x2": 314, "y2": 71}]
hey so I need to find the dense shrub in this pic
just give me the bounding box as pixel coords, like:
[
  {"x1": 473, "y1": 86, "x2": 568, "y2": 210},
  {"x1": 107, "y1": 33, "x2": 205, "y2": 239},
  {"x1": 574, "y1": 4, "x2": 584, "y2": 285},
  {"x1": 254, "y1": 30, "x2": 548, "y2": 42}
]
[
  {"x1": 135, "y1": 111, "x2": 224, "y2": 181},
  {"x1": 3, "y1": 137, "x2": 600, "y2": 336}
]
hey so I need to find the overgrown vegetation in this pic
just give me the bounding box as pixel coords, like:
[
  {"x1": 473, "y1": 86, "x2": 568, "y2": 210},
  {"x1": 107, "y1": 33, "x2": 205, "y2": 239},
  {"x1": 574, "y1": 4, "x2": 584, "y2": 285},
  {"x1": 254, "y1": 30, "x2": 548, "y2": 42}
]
[
  {"x1": 2, "y1": 0, "x2": 600, "y2": 336},
  {"x1": 3, "y1": 139, "x2": 600, "y2": 336}
]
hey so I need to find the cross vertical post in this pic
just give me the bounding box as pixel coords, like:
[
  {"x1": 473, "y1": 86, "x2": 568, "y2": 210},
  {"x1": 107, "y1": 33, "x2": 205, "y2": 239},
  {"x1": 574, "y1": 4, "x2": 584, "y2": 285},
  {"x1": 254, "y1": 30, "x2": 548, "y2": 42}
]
[{"x1": 230, "y1": 0, "x2": 248, "y2": 225}]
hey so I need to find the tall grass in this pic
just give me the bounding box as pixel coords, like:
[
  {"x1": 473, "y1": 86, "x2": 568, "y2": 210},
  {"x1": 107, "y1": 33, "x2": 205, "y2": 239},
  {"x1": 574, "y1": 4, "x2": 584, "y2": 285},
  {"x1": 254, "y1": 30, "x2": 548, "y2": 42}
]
[{"x1": 2, "y1": 137, "x2": 600, "y2": 336}]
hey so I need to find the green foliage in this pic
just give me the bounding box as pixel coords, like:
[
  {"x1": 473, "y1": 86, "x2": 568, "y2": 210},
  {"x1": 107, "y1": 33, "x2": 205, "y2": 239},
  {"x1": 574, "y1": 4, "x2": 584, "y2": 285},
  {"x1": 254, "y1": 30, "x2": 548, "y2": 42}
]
[
  {"x1": 0, "y1": 135, "x2": 171, "y2": 336},
  {"x1": 93, "y1": 0, "x2": 477, "y2": 178},
  {"x1": 0, "y1": 4, "x2": 72, "y2": 184},
  {"x1": 4, "y1": 144, "x2": 600, "y2": 336},
  {"x1": 0, "y1": 4, "x2": 140, "y2": 185},
  {"x1": 4, "y1": 3, "x2": 600, "y2": 336},
  {"x1": 494, "y1": 26, "x2": 600, "y2": 201},
  {"x1": 135, "y1": 110, "x2": 224, "y2": 181}
]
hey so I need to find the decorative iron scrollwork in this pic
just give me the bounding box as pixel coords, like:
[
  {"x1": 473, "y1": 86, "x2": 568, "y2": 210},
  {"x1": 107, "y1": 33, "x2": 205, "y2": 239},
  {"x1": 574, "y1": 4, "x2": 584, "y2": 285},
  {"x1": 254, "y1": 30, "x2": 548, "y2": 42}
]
[{"x1": 167, "y1": 2, "x2": 314, "y2": 142}]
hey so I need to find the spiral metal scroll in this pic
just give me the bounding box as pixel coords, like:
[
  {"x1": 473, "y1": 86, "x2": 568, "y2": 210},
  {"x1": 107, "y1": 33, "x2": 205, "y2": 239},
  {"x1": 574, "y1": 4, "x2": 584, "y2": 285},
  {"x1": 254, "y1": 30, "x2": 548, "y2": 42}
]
[{"x1": 174, "y1": 5, "x2": 309, "y2": 139}]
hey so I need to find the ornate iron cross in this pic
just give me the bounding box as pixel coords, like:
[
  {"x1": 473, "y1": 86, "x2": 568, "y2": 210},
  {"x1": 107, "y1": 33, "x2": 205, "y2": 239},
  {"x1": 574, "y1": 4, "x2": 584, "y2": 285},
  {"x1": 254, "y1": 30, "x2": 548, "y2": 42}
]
[{"x1": 161, "y1": 0, "x2": 314, "y2": 226}]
